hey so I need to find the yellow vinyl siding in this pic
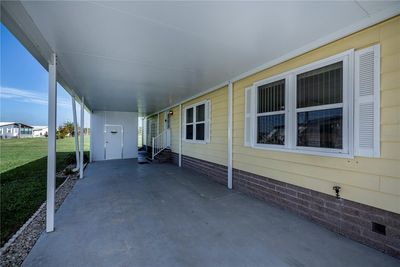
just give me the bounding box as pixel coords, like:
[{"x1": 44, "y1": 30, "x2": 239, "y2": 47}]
[
  {"x1": 232, "y1": 16, "x2": 400, "y2": 213},
  {"x1": 157, "y1": 17, "x2": 400, "y2": 213},
  {"x1": 170, "y1": 106, "x2": 180, "y2": 153},
  {"x1": 158, "y1": 113, "x2": 164, "y2": 134},
  {"x1": 168, "y1": 86, "x2": 228, "y2": 166},
  {"x1": 182, "y1": 86, "x2": 228, "y2": 166}
]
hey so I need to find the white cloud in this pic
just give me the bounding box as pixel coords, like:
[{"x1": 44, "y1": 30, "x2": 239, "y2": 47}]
[{"x1": 0, "y1": 87, "x2": 70, "y2": 108}]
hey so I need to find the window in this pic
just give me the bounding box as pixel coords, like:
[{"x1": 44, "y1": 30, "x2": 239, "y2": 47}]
[
  {"x1": 256, "y1": 79, "x2": 286, "y2": 145},
  {"x1": 248, "y1": 49, "x2": 355, "y2": 157},
  {"x1": 296, "y1": 62, "x2": 343, "y2": 149},
  {"x1": 184, "y1": 101, "x2": 210, "y2": 143}
]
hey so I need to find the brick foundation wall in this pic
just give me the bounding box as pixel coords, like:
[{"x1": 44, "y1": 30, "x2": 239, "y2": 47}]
[
  {"x1": 171, "y1": 152, "x2": 400, "y2": 258},
  {"x1": 171, "y1": 152, "x2": 227, "y2": 186},
  {"x1": 233, "y1": 169, "x2": 400, "y2": 258},
  {"x1": 171, "y1": 152, "x2": 179, "y2": 166}
]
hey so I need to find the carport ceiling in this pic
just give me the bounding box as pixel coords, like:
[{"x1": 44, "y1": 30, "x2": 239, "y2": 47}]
[{"x1": 2, "y1": 1, "x2": 400, "y2": 114}]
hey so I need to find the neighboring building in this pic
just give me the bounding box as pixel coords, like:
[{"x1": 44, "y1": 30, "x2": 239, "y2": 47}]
[
  {"x1": 0, "y1": 122, "x2": 33, "y2": 139},
  {"x1": 32, "y1": 126, "x2": 48, "y2": 137}
]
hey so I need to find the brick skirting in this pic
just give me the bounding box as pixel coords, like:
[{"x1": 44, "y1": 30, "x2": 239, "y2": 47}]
[
  {"x1": 171, "y1": 152, "x2": 400, "y2": 258},
  {"x1": 171, "y1": 153, "x2": 227, "y2": 185}
]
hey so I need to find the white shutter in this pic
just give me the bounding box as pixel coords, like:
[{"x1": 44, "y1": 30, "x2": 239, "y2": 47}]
[
  {"x1": 354, "y1": 44, "x2": 380, "y2": 157},
  {"x1": 205, "y1": 100, "x2": 211, "y2": 143},
  {"x1": 244, "y1": 86, "x2": 254, "y2": 147}
]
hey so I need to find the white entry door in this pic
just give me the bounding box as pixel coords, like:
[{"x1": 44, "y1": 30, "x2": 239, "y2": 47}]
[{"x1": 105, "y1": 125, "x2": 123, "y2": 160}]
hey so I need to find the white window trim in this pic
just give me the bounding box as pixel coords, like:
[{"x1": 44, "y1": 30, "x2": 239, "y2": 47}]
[
  {"x1": 251, "y1": 49, "x2": 354, "y2": 158},
  {"x1": 183, "y1": 100, "x2": 210, "y2": 144}
]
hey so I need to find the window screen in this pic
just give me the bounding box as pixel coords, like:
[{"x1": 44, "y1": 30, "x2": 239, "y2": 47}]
[
  {"x1": 297, "y1": 108, "x2": 342, "y2": 149},
  {"x1": 296, "y1": 61, "x2": 343, "y2": 149},
  {"x1": 258, "y1": 79, "x2": 285, "y2": 113},
  {"x1": 257, "y1": 79, "x2": 286, "y2": 145},
  {"x1": 297, "y1": 62, "x2": 342, "y2": 108}
]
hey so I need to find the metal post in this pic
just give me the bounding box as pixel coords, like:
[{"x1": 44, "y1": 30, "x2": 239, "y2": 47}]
[
  {"x1": 227, "y1": 81, "x2": 233, "y2": 189},
  {"x1": 141, "y1": 118, "x2": 144, "y2": 149},
  {"x1": 71, "y1": 96, "x2": 80, "y2": 171},
  {"x1": 46, "y1": 53, "x2": 56, "y2": 232},
  {"x1": 179, "y1": 104, "x2": 182, "y2": 167},
  {"x1": 80, "y1": 97, "x2": 84, "y2": 179},
  {"x1": 89, "y1": 111, "x2": 93, "y2": 163}
]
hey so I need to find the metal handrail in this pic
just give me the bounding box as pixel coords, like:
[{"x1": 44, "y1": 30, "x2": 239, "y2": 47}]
[{"x1": 152, "y1": 130, "x2": 168, "y2": 160}]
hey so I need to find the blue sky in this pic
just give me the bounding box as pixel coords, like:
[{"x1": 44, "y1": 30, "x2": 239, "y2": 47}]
[{"x1": 1, "y1": 23, "x2": 90, "y2": 127}]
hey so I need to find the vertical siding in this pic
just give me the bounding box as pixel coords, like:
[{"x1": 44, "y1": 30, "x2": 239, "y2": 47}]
[{"x1": 232, "y1": 17, "x2": 400, "y2": 213}]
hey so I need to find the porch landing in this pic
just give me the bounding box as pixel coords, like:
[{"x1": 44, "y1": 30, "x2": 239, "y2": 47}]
[{"x1": 23, "y1": 159, "x2": 399, "y2": 266}]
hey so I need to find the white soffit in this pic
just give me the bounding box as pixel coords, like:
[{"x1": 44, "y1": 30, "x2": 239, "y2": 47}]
[{"x1": 3, "y1": 1, "x2": 400, "y2": 114}]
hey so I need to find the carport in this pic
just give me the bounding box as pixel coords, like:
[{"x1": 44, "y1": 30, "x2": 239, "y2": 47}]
[
  {"x1": 22, "y1": 159, "x2": 399, "y2": 266},
  {"x1": 1, "y1": 1, "x2": 400, "y2": 265}
]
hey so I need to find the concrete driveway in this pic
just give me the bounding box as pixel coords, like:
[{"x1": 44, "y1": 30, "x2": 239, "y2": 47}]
[{"x1": 23, "y1": 159, "x2": 400, "y2": 267}]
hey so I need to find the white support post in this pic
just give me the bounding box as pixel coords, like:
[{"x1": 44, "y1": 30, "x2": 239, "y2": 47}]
[
  {"x1": 141, "y1": 118, "x2": 144, "y2": 149},
  {"x1": 179, "y1": 104, "x2": 182, "y2": 167},
  {"x1": 71, "y1": 96, "x2": 80, "y2": 171},
  {"x1": 46, "y1": 53, "x2": 57, "y2": 233},
  {"x1": 80, "y1": 97, "x2": 85, "y2": 179},
  {"x1": 227, "y1": 81, "x2": 233, "y2": 189},
  {"x1": 89, "y1": 111, "x2": 93, "y2": 163}
]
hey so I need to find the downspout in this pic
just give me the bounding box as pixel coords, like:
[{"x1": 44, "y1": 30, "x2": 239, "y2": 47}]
[{"x1": 228, "y1": 81, "x2": 233, "y2": 189}]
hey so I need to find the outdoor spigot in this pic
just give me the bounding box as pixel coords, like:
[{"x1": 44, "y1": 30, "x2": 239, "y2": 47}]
[{"x1": 333, "y1": 185, "x2": 341, "y2": 199}]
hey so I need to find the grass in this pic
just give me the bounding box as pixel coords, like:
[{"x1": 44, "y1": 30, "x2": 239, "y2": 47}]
[{"x1": 0, "y1": 136, "x2": 90, "y2": 245}]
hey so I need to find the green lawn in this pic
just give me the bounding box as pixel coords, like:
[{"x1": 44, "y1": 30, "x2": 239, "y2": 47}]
[{"x1": 0, "y1": 136, "x2": 90, "y2": 245}]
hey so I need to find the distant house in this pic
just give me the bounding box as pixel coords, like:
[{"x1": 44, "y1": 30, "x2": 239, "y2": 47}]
[
  {"x1": 32, "y1": 126, "x2": 48, "y2": 137},
  {"x1": 0, "y1": 122, "x2": 33, "y2": 139}
]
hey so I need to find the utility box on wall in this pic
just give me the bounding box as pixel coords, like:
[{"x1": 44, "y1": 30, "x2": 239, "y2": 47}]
[{"x1": 91, "y1": 111, "x2": 138, "y2": 161}]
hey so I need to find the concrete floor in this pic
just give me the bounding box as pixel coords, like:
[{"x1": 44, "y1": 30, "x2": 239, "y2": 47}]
[{"x1": 23, "y1": 159, "x2": 399, "y2": 267}]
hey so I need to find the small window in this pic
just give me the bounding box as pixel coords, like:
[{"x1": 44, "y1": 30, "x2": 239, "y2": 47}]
[
  {"x1": 184, "y1": 101, "x2": 209, "y2": 143},
  {"x1": 256, "y1": 79, "x2": 286, "y2": 145}
]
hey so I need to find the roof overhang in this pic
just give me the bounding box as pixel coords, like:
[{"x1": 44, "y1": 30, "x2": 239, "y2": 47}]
[{"x1": 1, "y1": 1, "x2": 399, "y2": 116}]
